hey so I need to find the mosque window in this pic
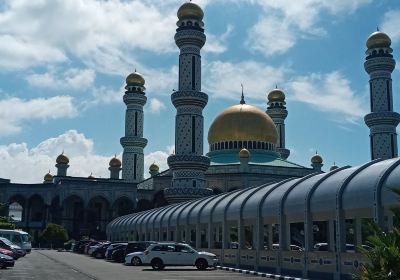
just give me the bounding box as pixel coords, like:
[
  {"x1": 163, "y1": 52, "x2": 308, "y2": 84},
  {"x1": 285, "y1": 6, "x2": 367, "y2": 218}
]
[
  {"x1": 244, "y1": 142, "x2": 247, "y2": 148},
  {"x1": 218, "y1": 143, "x2": 221, "y2": 150},
  {"x1": 253, "y1": 141, "x2": 257, "y2": 149},
  {"x1": 391, "y1": 134, "x2": 395, "y2": 158},
  {"x1": 192, "y1": 116, "x2": 196, "y2": 153},
  {"x1": 387, "y1": 80, "x2": 391, "y2": 110},
  {"x1": 369, "y1": 82, "x2": 373, "y2": 111},
  {"x1": 225, "y1": 141, "x2": 228, "y2": 149},
  {"x1": 193, "y1": 180, "x2": 196, "y2": 188},
  {"x1": 192, "y1": 56, "x2": 196, "y2": 90},
  {"x1": 187, "y1": 21, "x2": 192, "y2": 26},
  {"x1": 379, "y1": 49, "x2": 384, "y2": 54},
  {"x1": 134, "y1": 154, "x2": 137, "y2": 180},
  {"x1": 234, "y1": 141, "x2": 238, "y2": 149},
  {"x1": 181, "y1": 22, "x2": 185, "y2": 27},
  {"x1": 372, "y1": 50, "x2": 377, "y2": 56},
  {"x1": 262, "y1": 142, "x2": 265, "y2": 149},
  {"x1": 134, "y1": 112, "x2": 138, "y2": 136},
  {"x1": 249, "y1": 141, "x2": 253, "y2": 149},
  {"x1": 229, "y1": 141, "x2": 233, "y2": 149},
  {"x1": 239, "y1": 141, "x2": 243, "y2": 149}
]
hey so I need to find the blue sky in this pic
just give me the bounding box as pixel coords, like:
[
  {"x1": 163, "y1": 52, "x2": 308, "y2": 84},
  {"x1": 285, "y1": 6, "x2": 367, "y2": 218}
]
[{"x1": 0, "y1": 0, "x2": 400, "y2": 183}]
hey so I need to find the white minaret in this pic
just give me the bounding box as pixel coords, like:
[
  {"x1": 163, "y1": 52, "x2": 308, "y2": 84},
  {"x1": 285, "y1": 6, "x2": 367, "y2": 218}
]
[
  {"x1": 165, "y1": 2, "x2": 212, "y2": 203},
  {"x1": 120, "y1": 71, "x2": 147, "y2": 183},
  {"x1": 266, "y1": 87, "x2": 290, "y2": 159},
  {"x1": 364, "y1": 30, "x2": 400, "y2": 160}
]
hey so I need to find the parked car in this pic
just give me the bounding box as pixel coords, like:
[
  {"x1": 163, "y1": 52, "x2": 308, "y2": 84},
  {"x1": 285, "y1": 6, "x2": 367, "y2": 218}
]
[
  {"x1": 105, "y1": 243, "x2": 127, "y2": 260},
  {"x1": 0, "y1": 237, "x2": 25, "y2": 258},
  {"x1": 313, "y1": 242, "x2": 357, "y2": 252},
  {"x1": 123, "y1": 241, "x2": 156, "y2": 264},
  {"x1": 88, "y1": 242, "x2": 107, "y2": 256},
  {"x1": 0, "y1": 248, "x2": 16, "y2": 259},
  {"x1": 130, "y1": 242, "x2": 218, "y2": 270},
  {"x1": 0, "y1": 253, "x2": 14, "y2": 269},
  {"x1": 270, "y1": 244, "x2": 304, "y2": 251},
  {"x1": 73, "y1": 240, "x2": 93, "y2": 254},
  {"x1": 84, "y1": 241, "x2": 99, "y2": 254},
  {"x1": 110, "y1": 244, "x2": 127, "y2": 262},
  {"x1": 91, "y1": 242, "x2": 111, "y2": 259}
]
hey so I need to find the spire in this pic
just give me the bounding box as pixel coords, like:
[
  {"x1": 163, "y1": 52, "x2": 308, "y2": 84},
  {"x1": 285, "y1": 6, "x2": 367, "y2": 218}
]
[{"x1": 240, "y1": 84, "x2": 245, "y2": 104}]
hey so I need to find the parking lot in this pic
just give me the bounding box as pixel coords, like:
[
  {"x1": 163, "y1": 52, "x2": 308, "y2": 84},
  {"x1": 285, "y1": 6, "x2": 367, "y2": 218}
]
[{"x1": 0, "y1": 250, "x2": 267, "y2": 280}]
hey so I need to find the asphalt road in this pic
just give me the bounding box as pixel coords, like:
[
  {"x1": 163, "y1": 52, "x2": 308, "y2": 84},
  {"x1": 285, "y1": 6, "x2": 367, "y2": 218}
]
[{"x1": 0, "y1": 250, "x2": 266, "y2": 280}]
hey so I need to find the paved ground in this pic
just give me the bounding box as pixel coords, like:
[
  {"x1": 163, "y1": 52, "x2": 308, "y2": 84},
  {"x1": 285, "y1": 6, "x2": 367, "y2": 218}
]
[{"x1": 0, "y1": 250, "x2": 265, "y2": 280}]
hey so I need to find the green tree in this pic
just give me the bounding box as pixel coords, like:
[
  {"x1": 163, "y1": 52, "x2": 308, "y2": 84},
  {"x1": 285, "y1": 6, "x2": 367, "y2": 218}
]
[
  {"x1": 0, "y1": 203, "x2": 14, "y2": 229},
  {"x1": 356, "y1": 188, "x2": 400, "y2": 280},
  {"x1": 40, "y1": 223, "x2": 68, "y2": 249}
]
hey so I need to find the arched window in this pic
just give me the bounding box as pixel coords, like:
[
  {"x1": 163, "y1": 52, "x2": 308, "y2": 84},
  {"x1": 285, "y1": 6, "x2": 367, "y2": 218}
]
[
  {"x1": 244, "y1": 141, "x2": 247, "y2": 148},
  {"x1": 239, "y1": 141, "x2": 243, "y2": 148},
  {"x1": 257, "y1": 142, "x2": 261, "y2": 149},
  {"x1": 234, "y1": 141, "x2": 238, "y2": 149},
  {"x1": 249, "y1": 141, "x2": 253, "y2": 149},
  {"x1": 229, "y1": 141, "x2": 233, "y2": 149},
  {"x1": 262, "y1": 142, "x2": 265, "y2": 149},
  {"x1": 222, "y1": 142, "x2": 225, "y2": 149}
]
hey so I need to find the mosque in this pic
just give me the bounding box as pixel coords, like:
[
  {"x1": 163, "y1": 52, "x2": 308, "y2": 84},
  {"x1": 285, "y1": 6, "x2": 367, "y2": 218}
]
[{"x1": 1, "y1": 2, "x2": 399, "y2": 279}]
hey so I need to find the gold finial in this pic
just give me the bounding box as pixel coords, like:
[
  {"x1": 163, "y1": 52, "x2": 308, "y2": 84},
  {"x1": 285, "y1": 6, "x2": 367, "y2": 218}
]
[
  {"x1": 275, "y1": 84, "x2": 278, "y2": 89},
  {"x1": 240, "y1": 84, "x2": 245, "y2": 104},
  {"x1": 376, "y1": 26, "x2": 379, "y2": 32},
  {"x1": 134, "y1": 68, "x2": 137, "y2": 72}
]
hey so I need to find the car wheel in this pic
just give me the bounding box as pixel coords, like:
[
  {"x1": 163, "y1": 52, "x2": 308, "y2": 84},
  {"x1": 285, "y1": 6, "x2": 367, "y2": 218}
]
[
  {"x1": 195, "y1": 258, "x2": 208, "y2": 270},
  {"x1": 95, "y1": 252, "x2": 102, "y2": 259},
  {"x1": 131, "y1": 257, "x2": 142, "y2": 266},
  {"x1": 151, "y1": 258, "x2": 164, "y2": 270}
]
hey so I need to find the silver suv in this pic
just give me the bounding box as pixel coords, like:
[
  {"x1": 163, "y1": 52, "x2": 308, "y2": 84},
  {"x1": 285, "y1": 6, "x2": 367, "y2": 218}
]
[{"x1": 137, "y1": 242, "x2": 218, "y2": 270}]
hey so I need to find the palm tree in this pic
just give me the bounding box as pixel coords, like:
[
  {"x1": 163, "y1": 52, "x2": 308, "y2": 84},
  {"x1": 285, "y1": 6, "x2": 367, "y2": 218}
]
[{"x1": 356, "y1": 188, "x2": 400, "y2": 280}]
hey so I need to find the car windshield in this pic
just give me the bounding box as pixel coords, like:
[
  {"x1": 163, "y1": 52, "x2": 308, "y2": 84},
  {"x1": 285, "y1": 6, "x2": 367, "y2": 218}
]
[
  {"x1": 0, "y1": 238, "x2": 13, "y2": 246},
  {"x1": 21, "y1": 234, "x2": 31, "y2": 243}
]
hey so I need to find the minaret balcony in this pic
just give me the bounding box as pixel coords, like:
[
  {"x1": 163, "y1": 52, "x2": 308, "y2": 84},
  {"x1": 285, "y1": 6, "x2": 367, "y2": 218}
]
[
  {"x1": 123, "y1": 93, "x2": 147, "y2": 106},
  {"x1": 171, "y1": 90, "x2": 208, "y2": 108},
  {"x1": 167, "y1": 154, "x2": 210, "y2": 171},
  {"x1": 364, "y1": 111, "x2": 400, "y2": 127},
  {"x1": 120, "y1": 136, "x2": 148, "y2": 148},
  {"x1": 364, "y1": 57, "x2": 395, "y2": 74},
  {"x1": 174, "y1": 29, "x2": 206, "y2": 48}
]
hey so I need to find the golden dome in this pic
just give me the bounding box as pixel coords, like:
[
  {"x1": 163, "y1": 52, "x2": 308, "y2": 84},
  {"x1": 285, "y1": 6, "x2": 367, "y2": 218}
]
[
  {"x1": 268, "y1": 88, "x2": 285, "y2": 102},
  {"x1": 149, "y1": 163, "x2": 159, "y2": 172},
  {"x1": 44, "y1": 172, "x2": 53, "y2": 182},
  {"x1": 177, "y1": 2, "x2": 204, "y2": 20},
  {"x1": 56, "y1": 153, "x2": 69, "y2": 164},
  {"x1": 330, "y1": 163, "x2": 339, "y2": 171},
  {"x1": 208, "y1": 103, "x2": 278, "y2": 144},
  {"x1": 126, "y1": 71, "x2": 145, "y2": 86},
  {"x1": 239, "y1": 148, "x2": 250, "y2": 158},
  {"x1": 109, "y1": 156, "x2": 121, "y2": 168},
  {"x1": 366, "y1": 31, "x2": 391, "y2": 49},
  {"x1": 311, "y1": 153, "x2": 323, "y2": 164}
]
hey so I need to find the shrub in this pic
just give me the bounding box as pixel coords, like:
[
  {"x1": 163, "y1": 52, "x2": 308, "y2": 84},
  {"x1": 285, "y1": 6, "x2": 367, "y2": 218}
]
[{"x1": 40, "y1": 223, "x2": 68, "y2": 249}]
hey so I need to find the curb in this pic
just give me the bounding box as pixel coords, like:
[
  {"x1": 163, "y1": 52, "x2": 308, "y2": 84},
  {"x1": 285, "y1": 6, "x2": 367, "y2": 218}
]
[{"x1": 216, "y1": 266, "x2": 307, "y2": 280}]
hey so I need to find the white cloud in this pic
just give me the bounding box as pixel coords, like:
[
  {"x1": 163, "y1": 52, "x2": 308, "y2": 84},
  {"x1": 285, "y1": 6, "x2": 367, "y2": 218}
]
[
  {"x1": 0, "y1": 0, "x2": 177, "y2": 73},
  {"x1": 247, "y1": 0, "x2": 371, "y2": 56},
  {"x1": 381, "y1": 10, "x2": 400, "y2": 45},
  {"x1": 0, "y1": 130, "x2": 174, "y2": 183},
  {"x1": 288, "y1": 71, "x2": 368, "y2": 122},
  {"x1": 204, "y1": 60, "x2": 288, "y2": 101},
  {"x1": 149, "y1": 98, "x2": 166, "y2": 114},
  {"x1": 26, "y1": 68, "x2": 95, "y2": 90},
  {"x1": 0, "y1": 96, "x2": 77, "y2": 136},
  {"x1": 0, "y1": 34, "x2": 67, "y2": 70},
  {"x1": 204, "y1": 24, "x2": 234, "y2": 54},
  {"x1": 0, "y1": 130, "x2": 112, "y2": 183}
]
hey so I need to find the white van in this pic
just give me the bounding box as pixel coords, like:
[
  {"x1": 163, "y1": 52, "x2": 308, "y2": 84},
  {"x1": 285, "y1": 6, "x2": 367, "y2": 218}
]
[{"x1": 0, "y1": 230, "x2": 32, "y2": 253}]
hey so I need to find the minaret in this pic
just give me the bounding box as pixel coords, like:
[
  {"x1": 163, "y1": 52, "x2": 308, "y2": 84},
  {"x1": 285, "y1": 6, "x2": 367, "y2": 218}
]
[
  {"x1": 109, "y1": 156, "x2": 122, "y2": 179},
  {"x1": 266, "y1": 87, "x2": 290, "y2": 159},
  {"x1": 43, "y1": 171, "x2": 53, "y2": 184},
  {"x1": 55, "y1": 152, "x2": 69, "y2": 176},
  {"x1": 120, "y1": 71, "x2": 148, "y2": 183},
  {"x1": 364, "y1": 30, "x2": 400, "y2": 160},
  {"x1": 165, "y1": 2, "x2": 212, "y2": 203},
  {"x1": 311, "y1": 152, "x2": 323, "y2": 172}
]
